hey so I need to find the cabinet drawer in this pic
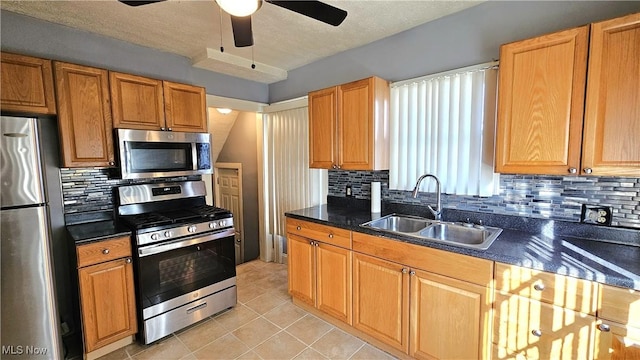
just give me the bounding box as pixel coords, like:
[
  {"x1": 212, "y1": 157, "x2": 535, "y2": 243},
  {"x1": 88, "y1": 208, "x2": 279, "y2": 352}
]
[
  {"x1": 353, "y1": 231, "x2": 493, "y2": 286},
  {"x1": 77, "y1": 236, "x2": 132, "y2": 268},
  {"x1": 599, "y1": 284, "x2": 640, "y2": 328},
  {"x1": 287, "y1": 218, "x2": 351, "y2": 249},
  {"x1": 494, "y1": 293, "x2": 596, "y2": 360},
  {"x1": 495, "y1": 263, "x2": 598, "y2": 315}
]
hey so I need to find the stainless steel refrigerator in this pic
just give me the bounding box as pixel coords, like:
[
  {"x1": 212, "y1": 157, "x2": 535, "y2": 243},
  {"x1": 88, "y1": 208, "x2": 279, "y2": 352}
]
[{"x1": 1, "y1": 116, "x2": 63, "y2": 359}]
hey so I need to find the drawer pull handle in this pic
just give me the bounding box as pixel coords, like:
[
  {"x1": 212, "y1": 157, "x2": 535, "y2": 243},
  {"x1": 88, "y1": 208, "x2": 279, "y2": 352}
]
[
  {"x1": 598, "y1": 324, "x2": 611, "y2": 332},
  {"x1": 328, "y1": 234, "x2": 334, "y2": 238},
  {"x1": 102, "y1": 249, "x2": 110, "y2": 255},
  {"x1": 186, "y1": 302, "x2": 207, "y2": 314},
  {"x1": 531, "y1": 329, "x2": 542, "y2": 337},
  {"x1": 296, "y1": 226, "x2": 301, "y2": 230},
  {"x1": 533, "y1": 283, "x2": 545, "y2": 291}
]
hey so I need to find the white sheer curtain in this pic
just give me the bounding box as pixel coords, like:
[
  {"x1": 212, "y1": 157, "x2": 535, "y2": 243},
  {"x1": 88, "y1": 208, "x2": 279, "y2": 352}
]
[
  {"x1": 263, "y1": 104, "x2": 327, "y2": 263},
  {"x1": 389, "y1": 62, "x2": 500, "y2": 196}
]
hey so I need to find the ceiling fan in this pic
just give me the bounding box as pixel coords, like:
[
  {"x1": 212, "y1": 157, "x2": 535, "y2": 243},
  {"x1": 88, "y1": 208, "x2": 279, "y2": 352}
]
[{"x1": 118, "y1": 0, "x2": 348, "y2": 48}]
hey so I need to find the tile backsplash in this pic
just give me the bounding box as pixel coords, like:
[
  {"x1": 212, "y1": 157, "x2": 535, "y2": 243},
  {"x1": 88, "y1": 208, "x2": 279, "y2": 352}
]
[
  {"x1": 328, "y1": 170, "x2": 640, "y2": 229},
  {"x1": 60, "y1": 167, "x2": 200, "y2": 223}
]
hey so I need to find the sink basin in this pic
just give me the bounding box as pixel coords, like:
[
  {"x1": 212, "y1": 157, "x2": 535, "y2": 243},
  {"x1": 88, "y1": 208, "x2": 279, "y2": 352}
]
[
  {"x1": 361, "y1": 214, "x2": 432, "y2": 233},
  {"x1": 419, "y1": 223, "x2": 488, "y2": 245},
  {"x1": 360, "y1": 214, "x2": 502, "y2": 250}
]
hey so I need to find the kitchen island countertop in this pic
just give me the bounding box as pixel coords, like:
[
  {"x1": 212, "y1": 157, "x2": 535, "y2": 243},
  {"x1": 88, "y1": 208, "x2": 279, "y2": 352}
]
[{"x1": 286, "y1": 204, "x2": 640, "y2": 291}]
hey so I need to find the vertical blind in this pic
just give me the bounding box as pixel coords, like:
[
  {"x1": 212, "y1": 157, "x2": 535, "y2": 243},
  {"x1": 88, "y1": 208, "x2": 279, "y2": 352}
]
[
  {"x1": 389, "y1": 62, "x2": 500, "y2": 196},
  {"x1": 263, "y1": 106, "x2": 327, "y2": 255}
]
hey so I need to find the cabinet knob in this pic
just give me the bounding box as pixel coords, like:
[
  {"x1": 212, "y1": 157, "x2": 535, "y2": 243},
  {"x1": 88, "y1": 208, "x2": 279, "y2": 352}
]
[
  {"x1": 328, "y1": 234, "x2": 334, "y2": 238},
  {"x1": 309, "y1": 240, "x2": 315, "y2": 246},
  {"x1": 332, "y1": 164, "x2": 338, "y2": 169},
  {"x1": 125, "y1": 258, "x2": 132, "y2": 264},
  {"x1": 409, "y1": 270, "x2": 416, "y2": 276},
  {"x1": 108, "y1": 161, "x2": 115, "y2": 166},
  {"x1": 337, "y1": 165, "x2": 341, "y2": 169},
  {"x1": 161, "y1": 127, "x2": 166, "y2": 131},
  {"x1": 296, "y1": 226, "x2": 301, "y2": 230},
  {"x1": 531, "y1": 329, "x2": 542, "y2": 337},
  {"x1": 168, "y1": 127, "x2": 172, "y2": 131},
  {"x1": 102, "y1": 249, "x2": 110, "y2": 255},
  {"x1": 533, "y1": 283, "x2": 545, "y2": 291},
  {"x1": 597, "y1": 323, "x2": 611, "y2": 332},
  {"x1": 583, "y1": 168, "x2": 593, "y2": 174},
  {"x1": 568, "y1": 167, "x2": 577, "y2": 174},
  {"x1": 401, "y1": 268, "x2": 408, "y2": 274}
]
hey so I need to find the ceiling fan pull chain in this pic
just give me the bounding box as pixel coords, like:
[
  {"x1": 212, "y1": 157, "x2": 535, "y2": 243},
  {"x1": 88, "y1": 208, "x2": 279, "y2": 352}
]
[
  {"x1": 251, "y1": 46, "x2": 256, "y2": 69},
  {"x1": 218, "y1": 6, "x2": 224, "y2": 53}
]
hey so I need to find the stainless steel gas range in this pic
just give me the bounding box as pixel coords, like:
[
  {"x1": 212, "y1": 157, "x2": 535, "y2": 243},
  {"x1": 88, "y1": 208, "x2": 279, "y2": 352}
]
[{"x1": 115, "y1": 181, "x2": 236, "y2": 344}]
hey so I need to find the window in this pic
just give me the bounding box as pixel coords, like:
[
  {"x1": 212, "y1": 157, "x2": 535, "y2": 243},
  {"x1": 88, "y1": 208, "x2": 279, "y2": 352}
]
[{"x1": 389, "y1": 62, "x2": 500, "y2": 196}]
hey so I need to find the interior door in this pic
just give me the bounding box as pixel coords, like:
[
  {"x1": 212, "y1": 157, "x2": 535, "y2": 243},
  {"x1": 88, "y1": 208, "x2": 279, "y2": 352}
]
[{"x1": 216, "y1": 166, "x2": 243, "y2": 264}]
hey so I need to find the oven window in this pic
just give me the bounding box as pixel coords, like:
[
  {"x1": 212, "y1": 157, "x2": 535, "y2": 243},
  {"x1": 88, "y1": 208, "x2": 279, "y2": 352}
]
[
  {"x1": 137, "y1": 235, "x2": 236, "y2": 309},
  {"x1": 128, "y1": 142, "x2": 192, "y2": 172}
]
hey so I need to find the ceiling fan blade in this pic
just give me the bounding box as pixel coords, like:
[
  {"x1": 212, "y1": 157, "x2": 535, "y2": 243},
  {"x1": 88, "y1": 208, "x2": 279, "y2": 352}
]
[
  {"x1": 118, "y1": 0, "x2": 166, "y2": 6},
  {"x1": 231, "y1": 16, "x2": 254, "y2": 47},
  {"x1": 266, "y1": 0, "x2": 347, "y2": 26}
]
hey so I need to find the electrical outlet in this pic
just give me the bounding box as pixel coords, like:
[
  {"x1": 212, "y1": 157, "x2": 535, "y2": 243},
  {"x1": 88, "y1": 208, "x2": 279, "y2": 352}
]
[
  {"x1": 580, "y1": 204, "x2": 612, "y2": 226},
  {"x1": 346, "y1": 184, "x2": 353, "y2": 197}
]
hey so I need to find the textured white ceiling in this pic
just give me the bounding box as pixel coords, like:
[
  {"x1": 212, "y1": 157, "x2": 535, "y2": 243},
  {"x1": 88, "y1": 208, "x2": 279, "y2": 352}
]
[{"x1": 1, "y1": 0, "x2": 481, "y2": 83}]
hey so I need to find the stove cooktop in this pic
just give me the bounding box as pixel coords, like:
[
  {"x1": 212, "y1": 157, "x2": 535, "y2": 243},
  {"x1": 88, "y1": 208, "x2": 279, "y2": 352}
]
[{"x1": 118, "y1": 206, "x2": 232, "y2": 230}]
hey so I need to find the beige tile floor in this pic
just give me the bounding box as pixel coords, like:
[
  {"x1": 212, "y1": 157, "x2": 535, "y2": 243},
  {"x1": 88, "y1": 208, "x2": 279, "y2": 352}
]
[{"x1": 98, "y1": 260, "x2": 397, "y2": 360}]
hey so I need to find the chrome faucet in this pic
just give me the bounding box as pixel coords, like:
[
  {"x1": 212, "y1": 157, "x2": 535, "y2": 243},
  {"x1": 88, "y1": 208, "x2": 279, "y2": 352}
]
[{"x1": 412, "y1": 174, "x2": 442, "y2": 220}]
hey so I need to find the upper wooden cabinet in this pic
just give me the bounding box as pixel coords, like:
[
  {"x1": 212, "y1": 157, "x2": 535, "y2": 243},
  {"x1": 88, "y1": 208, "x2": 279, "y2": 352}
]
[
  {"x1": 110, "y1": 74, "x2": 207, "y2": 132},
  {"x1": 495, "y1": 25, "x2": 589, "y2": 175},
  {"x1": 581, "y1": 13, "x2": 640, "y2": 177},
  {"x1": 54, "y1": 61, "x2": 115, "y2": 168},
  {"x1": 309, "y1": 76, "x2": 389, "y2": 170},
  {"x1": 163, "y1": 81, "x2": 207, "y2": 133},
  {"x1": 110, "y1": 72, "x2": 165, "y2": 130},
  {"x1": 1, "y1": 52, "x2": 56, "y2": 115},
  {"x1": 496, "y1": 12, "x2": 640, "y2": 176}
]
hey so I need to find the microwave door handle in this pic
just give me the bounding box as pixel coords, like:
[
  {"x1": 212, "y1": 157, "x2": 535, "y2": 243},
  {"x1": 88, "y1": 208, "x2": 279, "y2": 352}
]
[
  {"x1": 192, "y1": 143, "x2": 198, "y2": 170},
  {"x1": 138, "y1": 228, "x2": 235, "y2": 257}
]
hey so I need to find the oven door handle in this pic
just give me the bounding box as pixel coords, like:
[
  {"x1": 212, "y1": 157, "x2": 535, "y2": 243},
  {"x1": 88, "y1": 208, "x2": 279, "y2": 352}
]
[{"x1": 138, "y1": 228, "x2": 235, "y2": 257}]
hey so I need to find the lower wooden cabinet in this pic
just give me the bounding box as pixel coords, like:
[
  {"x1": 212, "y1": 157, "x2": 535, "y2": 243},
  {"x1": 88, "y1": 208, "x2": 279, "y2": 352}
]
[
  {"x1": 593, "y1": 320, "x2": 640, "y2": 360},
  {"x1": 411, "y1": 269, "x2": 492, "y2": 360},
  {"x1": 493, "y1": 293, "x2": 596, "y2": 360},
  {"x1": 287, "y1": 233, "x2": 352, "y2": 324},
  {"x1": 353, "y1": 253, "x2": 409, "y2": 353},
  {"x1": 76, "y1": 236, "x2": 137, "y2": 353}
]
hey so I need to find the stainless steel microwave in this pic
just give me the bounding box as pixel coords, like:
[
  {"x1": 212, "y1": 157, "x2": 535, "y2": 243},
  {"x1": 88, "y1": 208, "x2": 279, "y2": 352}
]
[{"x1": 116, "y1": 129, "x2": 212, "y2": 179}]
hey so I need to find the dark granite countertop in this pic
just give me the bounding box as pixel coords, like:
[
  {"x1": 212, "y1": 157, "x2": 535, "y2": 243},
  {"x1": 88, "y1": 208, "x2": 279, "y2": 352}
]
[
  {"x1": 286, "y1": 203, "x2": 640, "y2": 291},
  {"x1": 67, "y1": 220, "x2": 131, "y2": 245}
]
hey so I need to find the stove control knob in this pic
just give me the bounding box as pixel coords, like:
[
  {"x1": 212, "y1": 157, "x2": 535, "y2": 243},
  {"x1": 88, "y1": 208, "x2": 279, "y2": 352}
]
[
  {"x1": 150, "y1": 233, "x2": 159, "y2": 241},
  {"x1": 209, "y1": 222, "x2": 216, "y2": 229},
  {"x1": 164, "y1": 231, "x2": 172, "y2": 238},
  {"x1": 188, "y1": 225, "x2": 197, "y2": 233},
  {"x1": 218, "y1": 220, "x2": 226, "y2": 227}
]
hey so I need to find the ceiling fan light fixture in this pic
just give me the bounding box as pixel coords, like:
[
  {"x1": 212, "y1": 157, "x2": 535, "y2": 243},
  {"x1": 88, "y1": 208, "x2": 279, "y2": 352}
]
[{"x1": 216, "y1": 0, "x2": 261, "y2": 17}]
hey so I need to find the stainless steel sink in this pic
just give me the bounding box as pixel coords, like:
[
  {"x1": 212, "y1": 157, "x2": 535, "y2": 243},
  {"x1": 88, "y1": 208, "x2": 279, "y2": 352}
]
[
  {"x1": 360, "y1": 213, "x2": 502, "y2": 250},
  {"x1": 363, "y1": 214, "x2": 433, "y2": 233}
]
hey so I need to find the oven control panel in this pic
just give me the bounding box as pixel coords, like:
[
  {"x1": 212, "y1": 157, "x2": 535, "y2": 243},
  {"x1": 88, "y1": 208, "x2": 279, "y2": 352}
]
[{"x1": 137, "y1": 217, "x2": 234, "y2": 246}]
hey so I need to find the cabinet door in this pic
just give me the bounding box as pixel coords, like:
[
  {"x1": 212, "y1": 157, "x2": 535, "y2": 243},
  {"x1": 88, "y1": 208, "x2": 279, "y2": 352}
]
[
  {"x1": 163, "y1": 81, "x2": 207, "y2": 132},
  {"x1": 353, "y1": 253, "x2": 409, "y2": 353},
  {"x1": 494, "y1": 293, "x2": 596, "y2": 360},
  {"x1": 594, "y1": 321, "x2": 640, "y2": 360},
  {"x1": 410, "y1": 269, "x2": 492, "y2": 360},
  {"x1": 1, "y1": 53, "x2": 56, "y2": 115},
  {"x1": 338, "y1": 78, "x2": 373, "y2": 170},
  {"x1": 495, "y1": 26, "x2": 589, "y2": 175},
  {"x1": 79, "y1": 258, "x2": 137, "y2": 352},
  {"x1": 287, "y1": 234, "x2": 316, "y2": 306},
  {"x1": 54, "y1": 62, "x2": 114, "y2": 167},
  {"x1": 316, "y1": 242, "x2": 352, "y2": 325},
  {"x1": 110, "y1": 72, "x2": 165, "y2": 130},
  {"x1": 582, "y1": 13, "x2": 640, "y2": 176},
  {"x1": 309, "y1": 86, "x2": 337, "y2": 169}
]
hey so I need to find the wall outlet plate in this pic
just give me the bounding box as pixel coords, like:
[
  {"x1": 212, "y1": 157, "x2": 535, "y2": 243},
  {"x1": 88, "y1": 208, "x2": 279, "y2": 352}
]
[{"x1": 580, "y1": 204, "x2": 612, "y2": 226}]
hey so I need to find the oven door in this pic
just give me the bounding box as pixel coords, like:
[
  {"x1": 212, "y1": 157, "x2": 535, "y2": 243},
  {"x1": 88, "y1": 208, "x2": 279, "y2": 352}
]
[{"x1": 136, "y1": 229, "x2": 236, "y2": 319}]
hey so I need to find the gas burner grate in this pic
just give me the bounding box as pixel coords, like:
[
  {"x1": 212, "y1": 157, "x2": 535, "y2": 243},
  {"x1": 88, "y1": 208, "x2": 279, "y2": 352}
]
[{"x1": 119, "y1": 213, "x2": 174, "y2": 229}]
